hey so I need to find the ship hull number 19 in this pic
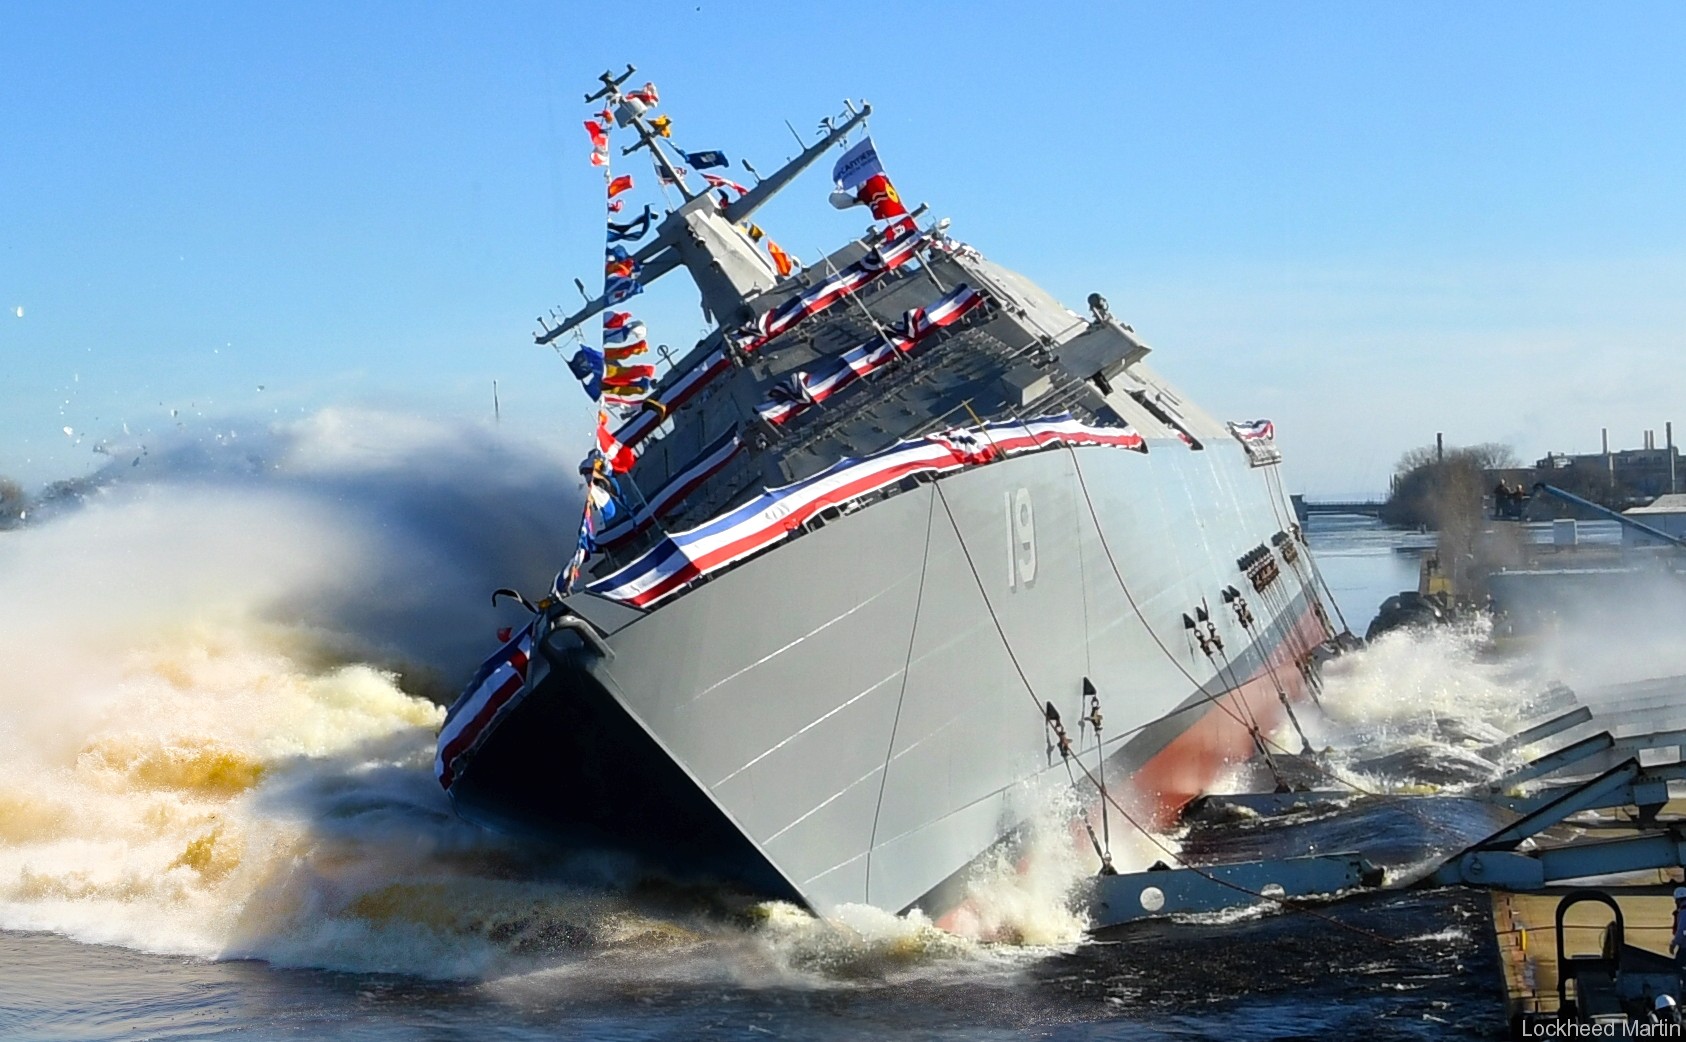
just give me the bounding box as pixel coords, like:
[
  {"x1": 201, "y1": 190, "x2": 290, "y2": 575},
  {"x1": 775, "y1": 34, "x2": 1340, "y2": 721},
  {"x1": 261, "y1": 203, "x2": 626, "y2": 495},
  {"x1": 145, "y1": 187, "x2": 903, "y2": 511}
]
[{"x1": 1007, "y1": 487, "x2": 1036, "y2": 590}]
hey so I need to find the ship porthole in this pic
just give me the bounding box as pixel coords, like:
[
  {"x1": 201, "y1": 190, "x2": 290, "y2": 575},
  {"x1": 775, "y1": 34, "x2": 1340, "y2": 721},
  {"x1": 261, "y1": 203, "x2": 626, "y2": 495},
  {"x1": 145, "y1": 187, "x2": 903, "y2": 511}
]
[{"x1": 1138, "y1": 886, "x2": 1165, "y2": 913}]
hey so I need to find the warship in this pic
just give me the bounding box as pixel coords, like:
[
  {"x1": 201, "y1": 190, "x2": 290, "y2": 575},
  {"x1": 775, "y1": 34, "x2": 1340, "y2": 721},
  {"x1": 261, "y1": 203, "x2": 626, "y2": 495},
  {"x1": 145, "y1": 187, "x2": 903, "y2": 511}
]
[{"x1": 435, "y1": 68, "x2": 1345, "y2": 924}]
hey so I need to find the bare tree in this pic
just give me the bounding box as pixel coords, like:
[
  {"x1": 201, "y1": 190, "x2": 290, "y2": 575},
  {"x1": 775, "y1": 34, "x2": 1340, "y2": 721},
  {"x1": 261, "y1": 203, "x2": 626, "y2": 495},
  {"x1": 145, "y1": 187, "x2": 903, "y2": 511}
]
[
  {"x1": 1382, "y1": 441, "x2": 1517, "y2": 531},
  {"x1": 1467, "y1": 442, "x2": 1519, "y2": 470},
  {"x1": 0, "y1": 476, "x2": 25, "y2": 529}
]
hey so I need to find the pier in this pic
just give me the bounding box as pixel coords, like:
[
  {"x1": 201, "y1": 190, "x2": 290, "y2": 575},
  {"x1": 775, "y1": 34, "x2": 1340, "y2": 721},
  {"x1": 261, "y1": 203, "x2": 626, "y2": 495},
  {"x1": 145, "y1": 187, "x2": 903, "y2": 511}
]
[{"x1": 1089, "y1": 673, "x2": 1686, "y2": 1033}]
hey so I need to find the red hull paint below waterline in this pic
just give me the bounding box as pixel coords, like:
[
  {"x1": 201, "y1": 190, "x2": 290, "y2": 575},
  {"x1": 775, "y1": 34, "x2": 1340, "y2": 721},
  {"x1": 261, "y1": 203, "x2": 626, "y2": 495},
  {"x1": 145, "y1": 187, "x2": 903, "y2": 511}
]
[
  {"x1": 1129, "y1": 605, "x2": 1329, "y2": 828},
  {"x1": 935, "y1": 604, "x2": 1329, "y2": 933}
]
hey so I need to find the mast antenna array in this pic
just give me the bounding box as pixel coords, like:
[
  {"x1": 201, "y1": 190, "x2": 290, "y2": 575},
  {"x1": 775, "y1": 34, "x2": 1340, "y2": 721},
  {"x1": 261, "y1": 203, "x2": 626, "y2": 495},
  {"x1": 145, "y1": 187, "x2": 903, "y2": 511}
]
[
  {"x1": 587, "y1": 64, "x2": 696, "y2": 202},
  {"x1": 584, "y1": 65, "x2": 637, "y2": 104},
  {"x1": 536, "y1": 72, "x2": 872, "y2": 346}
]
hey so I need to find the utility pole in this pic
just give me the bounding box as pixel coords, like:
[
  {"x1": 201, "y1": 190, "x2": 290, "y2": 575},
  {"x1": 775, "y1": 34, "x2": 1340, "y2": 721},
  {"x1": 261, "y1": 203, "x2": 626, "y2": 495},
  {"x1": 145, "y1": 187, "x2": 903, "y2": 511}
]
[{"x1": 1669, "y1": 421, "x2": 1677, "y2": 494}]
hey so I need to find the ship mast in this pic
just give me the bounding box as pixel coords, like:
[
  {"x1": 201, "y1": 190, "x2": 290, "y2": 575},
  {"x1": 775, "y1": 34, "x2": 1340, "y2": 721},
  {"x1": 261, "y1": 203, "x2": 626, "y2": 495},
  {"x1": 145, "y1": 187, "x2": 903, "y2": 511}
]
[
  {"x1": 586, "y1": 66, "x2": 696, "y2": 203},
  {"x1": 539, "y1": 69, "x2": 872, "y2": 348}
]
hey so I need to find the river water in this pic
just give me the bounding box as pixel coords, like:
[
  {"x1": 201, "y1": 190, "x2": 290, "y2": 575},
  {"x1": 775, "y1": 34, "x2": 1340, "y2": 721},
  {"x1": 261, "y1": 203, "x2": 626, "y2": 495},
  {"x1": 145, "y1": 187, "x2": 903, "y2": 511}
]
[{"x1": 0, "y1": 424, "x2": 1563, "y2": 1039}]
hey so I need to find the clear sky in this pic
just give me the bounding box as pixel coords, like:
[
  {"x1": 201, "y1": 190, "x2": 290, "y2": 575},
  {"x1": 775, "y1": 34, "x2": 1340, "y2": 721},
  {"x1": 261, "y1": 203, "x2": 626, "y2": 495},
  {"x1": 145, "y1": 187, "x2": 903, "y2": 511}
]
[{"x1": 4, "y1": 1, "x2": 1684, "y2": 497}]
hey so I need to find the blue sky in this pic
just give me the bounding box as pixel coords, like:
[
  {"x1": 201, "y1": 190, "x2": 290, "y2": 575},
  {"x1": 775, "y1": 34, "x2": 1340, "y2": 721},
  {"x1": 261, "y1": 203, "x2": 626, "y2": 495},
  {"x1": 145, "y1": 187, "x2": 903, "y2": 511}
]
[{"x1": 4, "y1": 2, "x2": 1684, "y2": 496}]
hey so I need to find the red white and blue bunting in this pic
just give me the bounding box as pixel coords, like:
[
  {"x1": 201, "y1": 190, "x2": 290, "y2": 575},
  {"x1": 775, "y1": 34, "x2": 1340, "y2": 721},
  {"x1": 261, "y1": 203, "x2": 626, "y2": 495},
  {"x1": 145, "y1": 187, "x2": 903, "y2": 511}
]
[
  {"x1": 606, "y1": 230, "x2": 931, "y2": 459},
  {"x1": 586, "y1": 415, "x2": 1147, "y2": 609},
  {"x1": 435, "y1": 622, "x2": 534, "y2": 790},
  {"x1": 729, "y1": 232, "x2": 924, "y2": 353},
  {"x1": 595, "y1": 426, "x2": 744, "y2": 549},
  {"x1": 756, "y1": 284, "x2": 985, "y2": 426},
  {"x1": 1227, "y1": 419, "x2": 1281, "y2": 468}
]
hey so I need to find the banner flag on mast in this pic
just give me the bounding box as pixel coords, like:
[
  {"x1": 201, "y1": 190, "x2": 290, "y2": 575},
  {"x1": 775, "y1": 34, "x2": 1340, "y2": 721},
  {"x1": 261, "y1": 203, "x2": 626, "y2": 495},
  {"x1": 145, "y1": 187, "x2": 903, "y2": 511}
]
[
  {"x1": 606, "y1": 205, "x2": 656, "y2": 243},
  {"x1": 856, "y1": 173, "x2": 907, "y2": 220},
  {"x1": 584, "y1": 120, "x2": 610, "y2": 167},
  {"x1": 567, "y1": 346, "x2": 605, "y2": 400},
  {"x1": 831, "y1": 136, "x2": 885, "y2": 192},
  {"x1": 654, "y1": 155, "x2": 688, "y2": 185},
  {"x1": 683, "y1": 150, "x2": 728, "y2": 170},
  {"x1": 702, "y1": 172, "x2": 749, "y2": 195},
  {"x1": 831, "y1": 135, "x2": 908, "y2": 220}
]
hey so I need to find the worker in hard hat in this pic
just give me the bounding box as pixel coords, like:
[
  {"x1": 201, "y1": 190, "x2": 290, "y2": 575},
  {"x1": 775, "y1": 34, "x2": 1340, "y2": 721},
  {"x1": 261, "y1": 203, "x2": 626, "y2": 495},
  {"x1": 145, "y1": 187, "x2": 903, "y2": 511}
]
[{"x1": 1649, "y1": 993, "x2": 1682, "y2": 1028}]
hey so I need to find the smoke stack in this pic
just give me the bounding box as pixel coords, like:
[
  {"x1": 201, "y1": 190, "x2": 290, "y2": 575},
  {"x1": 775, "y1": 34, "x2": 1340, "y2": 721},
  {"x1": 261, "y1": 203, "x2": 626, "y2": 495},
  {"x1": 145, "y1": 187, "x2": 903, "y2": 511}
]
[
  {"x1": 1436, "y1": 432, "x2": 1444, "y2": 463},
  {"x1": 1604, "y1": 427, "x2": 1613, "y2": 486},
  {"x1": 1670, "y1": 421, "x2": 1677, "y2": 494}
]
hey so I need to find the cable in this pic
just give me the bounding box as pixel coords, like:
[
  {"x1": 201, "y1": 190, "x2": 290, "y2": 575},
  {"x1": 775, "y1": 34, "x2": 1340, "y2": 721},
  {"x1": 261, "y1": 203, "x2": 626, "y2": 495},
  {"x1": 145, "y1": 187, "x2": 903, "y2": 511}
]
[
  {"x1": 1062, "y1": 739, "x2": 1407, "y2": 947},
  {"x1": 1263, "y1": 464, "x2": 1353, "y2": 636},
  {"x1": 1255, "y1": 461, "x2": 1348, "y2": 647},
  {"x1": 929, "y1": 474, "x2": 1403, "y2": 946},
  {"x1": 1064, "y1": 446, "x2": 1490, "y2": 850}
]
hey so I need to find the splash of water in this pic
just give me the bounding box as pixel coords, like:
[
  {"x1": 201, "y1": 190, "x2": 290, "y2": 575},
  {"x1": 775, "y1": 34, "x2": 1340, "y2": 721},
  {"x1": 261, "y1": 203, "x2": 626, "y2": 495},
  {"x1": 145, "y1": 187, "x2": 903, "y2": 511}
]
[
  {"x1": 1316, "y1": 617, "x2": 1526, "y2": 738},
  {"x1": 0, "y1": 408, "x2": 1097, "y2": 985}
]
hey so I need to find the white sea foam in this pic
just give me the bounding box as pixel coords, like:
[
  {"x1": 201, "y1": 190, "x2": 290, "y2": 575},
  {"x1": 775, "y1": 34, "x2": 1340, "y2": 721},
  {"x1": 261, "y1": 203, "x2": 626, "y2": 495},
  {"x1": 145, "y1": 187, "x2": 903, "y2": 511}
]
[
  {"x1": 0, "y1": 407, "x2": 1107, "y2": 984},
  {"x1": 1313, "y1": 618, "x2": 1529, "y2": 741},
  {"x1": 0, "y1": 409, "x2": 576, "y2": 975},
  {"x1": 13, "y1": 411, "x2": 1576, "y2": 985}
]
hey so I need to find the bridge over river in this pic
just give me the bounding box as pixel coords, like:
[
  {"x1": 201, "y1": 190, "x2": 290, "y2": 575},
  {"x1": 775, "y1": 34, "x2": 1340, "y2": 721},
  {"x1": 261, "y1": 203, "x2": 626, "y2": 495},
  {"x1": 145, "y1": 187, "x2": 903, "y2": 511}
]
[{"x1": 1290, "y1": 494, "x2": 1387, "y2": 522}]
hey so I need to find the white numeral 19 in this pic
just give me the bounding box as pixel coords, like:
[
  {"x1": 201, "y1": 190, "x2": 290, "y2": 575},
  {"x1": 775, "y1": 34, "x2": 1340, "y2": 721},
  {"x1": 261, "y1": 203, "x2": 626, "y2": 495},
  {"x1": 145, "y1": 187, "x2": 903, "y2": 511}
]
[{"x1": 1007, "y1": 487, "x2": 1036, "y2": 589}]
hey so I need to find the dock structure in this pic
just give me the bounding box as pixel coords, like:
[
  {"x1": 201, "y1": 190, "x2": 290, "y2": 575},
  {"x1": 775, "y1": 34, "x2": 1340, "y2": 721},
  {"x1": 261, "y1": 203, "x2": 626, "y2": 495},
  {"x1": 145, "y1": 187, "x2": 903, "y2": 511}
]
[
  {"x1": 1492, "y1": 881, "x2": 1680, "y2": 1021},
  {"x1": 1078, "y1": 673, "x2": 1686, "y2": 1029},
  {"x1": 1460, "y1": 684, "x2": 1686, "y2": 1029}
]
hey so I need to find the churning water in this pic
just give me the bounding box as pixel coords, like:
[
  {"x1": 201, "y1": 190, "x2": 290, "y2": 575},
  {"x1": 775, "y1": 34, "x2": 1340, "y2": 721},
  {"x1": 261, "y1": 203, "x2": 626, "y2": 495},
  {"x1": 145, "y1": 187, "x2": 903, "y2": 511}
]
[{"x1": 0, "y1": 414, "x2": 1571, "y2": 1039}]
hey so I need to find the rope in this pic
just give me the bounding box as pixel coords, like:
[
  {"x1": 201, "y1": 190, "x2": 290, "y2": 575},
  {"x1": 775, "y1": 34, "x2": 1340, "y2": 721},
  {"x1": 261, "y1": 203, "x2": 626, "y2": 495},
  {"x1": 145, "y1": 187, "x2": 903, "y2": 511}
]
[
  {"x1": 1242, "y1": 457, "x2": 1345, "y2": 660},
  {"x1": 928, "y1": 475, "x2": 1403, "y2": 947},
  {"x1": 1063, "y1": 446, "x2": 1491, "y2": 850},
  {"x1": 1063, "y1": 455, "x2": 1307, "y2": 751},
  {"x1": 1262, "y1": 464, "x2": 1353, "y2": 636},
  {"x1": 1062, "y1": 740, "x2": 1407, "y2": 947},
  {"x1": 1220, "y1": 594, "x2": 1313, "y2": 755}
]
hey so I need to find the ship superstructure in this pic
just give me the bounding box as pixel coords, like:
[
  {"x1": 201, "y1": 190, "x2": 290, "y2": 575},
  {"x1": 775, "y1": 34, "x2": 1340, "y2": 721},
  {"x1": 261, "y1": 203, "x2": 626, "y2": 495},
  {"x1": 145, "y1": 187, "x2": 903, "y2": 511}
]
[{"x1": 436, "y1": 67, "x2": 1343, "y2": 920}]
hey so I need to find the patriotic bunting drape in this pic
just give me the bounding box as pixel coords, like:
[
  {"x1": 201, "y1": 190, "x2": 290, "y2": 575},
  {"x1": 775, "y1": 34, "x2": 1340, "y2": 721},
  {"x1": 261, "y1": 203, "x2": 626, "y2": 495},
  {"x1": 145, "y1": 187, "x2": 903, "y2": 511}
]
[
  {"x1": 729, "y1": 231, "x2": 924, "y2": 352},
  {"x1": 594, "y1": 426, "x2": 744, "y2": 549},
  {"x1": 755, "y1": 284, "x2": 984, "y2": 426},
  {"x1": 1227, "y1": 418, "x2": 1282, "y2": 468},
  {"x1": 435, "y1": 621, "x2": 535, "y2": 789},
  {"x1": 603, "y1": 230, "x2": 928, "y2": 460},
  {"x1": 586, "y1": 415, "x2": 1148, "y2": 609}
]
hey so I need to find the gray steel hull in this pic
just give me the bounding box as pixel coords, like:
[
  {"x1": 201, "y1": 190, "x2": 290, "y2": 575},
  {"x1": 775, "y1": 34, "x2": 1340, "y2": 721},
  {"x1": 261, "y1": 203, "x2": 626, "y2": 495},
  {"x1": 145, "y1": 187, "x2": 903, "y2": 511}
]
[{"x1": 447, "y1": 439, "x2": 1326, "y2": 917}]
